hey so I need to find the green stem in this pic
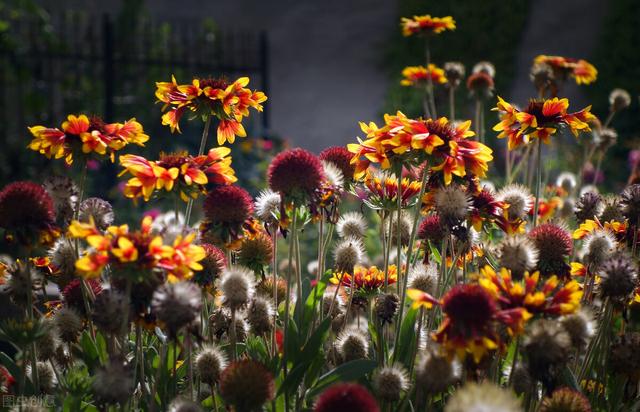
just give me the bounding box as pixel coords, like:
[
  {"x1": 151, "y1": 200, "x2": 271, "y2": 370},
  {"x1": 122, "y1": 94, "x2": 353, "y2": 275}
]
[
  {"x1": 282, "y1": 209, "x2": 298, "y2": 412},
  {"x1": 448, "y1": 86, "x2": 455, "y2": 120},
  {"x1": 271, "y1": 223, "x2": 279, "y2": 357},
  {"x1": 185, "y1": 114, "x2": 212, "y2": 227},
  {"x1": 395, "y1": 165, "x2": 403, "y2": 295},
  {"x1": 532, "y1": 138, "x2": 543, "y2": 228},
  {"x1": 229, "y1": 309, "x2": 237, "y2": 361}
]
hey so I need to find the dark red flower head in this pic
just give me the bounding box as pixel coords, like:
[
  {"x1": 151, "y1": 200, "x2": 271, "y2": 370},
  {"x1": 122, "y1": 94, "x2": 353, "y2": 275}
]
[
  {"x1": 0, "y1": 181, "x2": 55, "y2": 235},
  {"x1": 418, "y1": 215, "x2": 445, "y2": 244},
  {"x1": 220, "y1": 360, "x2": 275, "y2": 412},
  {"x1": 529, "y1": 223, "x2": 573, "y2": 278},
  {"x1": 192, "y1": 243, "x2": 227, "y2": 288},
  {"x1": 314, "y1": 383, "x2": 380, "y2": 412},
  {"x1": 61, "y1": 278, "x2": 103, "y2": 315},
  {"x1": 268, "y1": 148, "x2": 324, "y2": 204},
  {"x1": 319, "y1": 146, "x2": 356, "y2": 181},
  {"x1": 442, "y1": 284, "x2": 496, "y2": 334},
  {"x1": 203, "y1": 185, "x2": 254, "y2": 225}
]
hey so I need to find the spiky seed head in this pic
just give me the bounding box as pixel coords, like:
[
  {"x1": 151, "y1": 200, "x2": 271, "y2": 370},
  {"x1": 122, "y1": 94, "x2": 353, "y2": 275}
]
[
  {"x1": 621, "y1": 184, "x2": 640, "y2": 223},
  {"x1": 93, "y1": 289, "x2": 129, "y2": 334},
  {"x1": 246, "y1": 297, "x2": 274, "y2": 335},
  {"x1": 523, "y1": 319, "x2": 571, "y2": 383},
  {"x1": 444, "y1": 382, "x2": 520, "y2": 412},
  {"x1": 43, "y1": 175, "x2": 78, "y2": 227},
  {"x1": 337, "y1": 329, "x2": 369, "y2": 362},
  {"x1": 498, "y1": 236, "x2": 539, "y2": 280},
  {"x1": 321, "y1": 160, "x2": 345, "y2": 190},
  {"x1": 434, "y1": 185, "x2": 471, "y2": 226},
  {"x1": 581, "y1": 229, "x2": 616, "y2": 268},
  {"x1": 539, "y1": 387, "x2": 592, "y2": 412},
  {"x1": 218, "y1": 266, "x2": 256, "y2": 310},
  {"x1": 92, "y1": 358, "x2": 134, "y2": 406},
  {"x1": 497, "y1": 184, "x2": 532, "y2": 220},
  {"x1": 333, "y1": 238, "x2": 364, "y2": 273},
  {"x1": 415, "y1": 350, "x2": 459, "y2": 394},
  {"x1": 444, "y1": 61, "x2": 466, "y2": 87},
  {"x1": 408, "y1": 262, "x2": 437, "y2": 295},
  {"x1": 27, "y1": 361, "x2": 56, "y2": 393},
  {"x1": 373, "y1": 365, "x2": 410, "y2": 402},
  {"x1": 560, "y1": 308, "x2": 595, "y2": 350},
  {"x1": 556, "y1": 172, "x2": 577, "y2": 195},
  {"x1": 529, "y1": 223, "x2": 573, "y2": 278},
  {"x1": 599, "y1": 252, "x2": 637, "y2": 301},
  {"x1": 336, "y1": 211, "x2": 368, "y2": 240},
  {"x1": 195, "y1": 344, "x2": 227, "y2": 386},
  {"x1": 151, "y1": 281, "x2": 202, "y2": 337},
  {"x1": 575, "y1": 191, "x2": 603, "y2": 222},
  {"x1": 609, "y1": 88, "x2": 631, "y2": 112},
  {"x1": 472, "y1": 61, "x2": 496, "y2": 78},
  {"x1": 54, "y1": 307, "x2": 83, "y2": 343},
  {"x1": 390, "y1": 212, "x2": 413, "y2": 247},
  {"x1": 254, "y1": 189, "x2": 281, "y2": 225},
  {"x1": 237, "y1": 233, "x2": 273, "y2": 273},
  {"x1": 167, "y1": 398, "x2": 203, "y2": 412},
  {"x1": 374, "y1": 293, "x2": 400, "y2": 324},
  {"x1": 319, "y1": 146, "x2": 356, "y2": 182},
  {"x1": 511, "y1": 365, "x2": 533, "y2": 395},
  {"x1": 79, "y1": 197, "x2": 114, "y2": 230}
]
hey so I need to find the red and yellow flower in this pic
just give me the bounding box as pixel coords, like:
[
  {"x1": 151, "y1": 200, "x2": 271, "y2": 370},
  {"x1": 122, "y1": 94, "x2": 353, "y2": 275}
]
[
  {"x1": 493, "y1": 96, "x2": 596, "y2": 150},
  {"x1": 28, "y1": 114, "x2": 149, "y2": 165},
  {"x1": 572, "y1": 218, "x2": 627, "y2": 240},
  {"x1": 478, "y1": 265, "x2": 582, "y2": 317},
  {"x1": 155, "y1": 75, "x2": 267, "y2": 145},
  {"x1": 400, "y1": 64, "x2": 447, "y2": 87},
  {"x1": 534, "y1": 55, "x2": 598, "y2": 85},
  {"x1": 330, "y1": 264, "x2": 398, "y2": 294},
  {"x1": 401, "y1": 15, "x2": 456, "y2": 36},
  {"x1": 68, "y1": 216, "x2": 204, "y2": 282},
  {"x1": 119, "y1": 148, "x2": 236, "y2": 202},
  {"x1": 358, "y1": 169, "x2": 422, "y2": 210}
]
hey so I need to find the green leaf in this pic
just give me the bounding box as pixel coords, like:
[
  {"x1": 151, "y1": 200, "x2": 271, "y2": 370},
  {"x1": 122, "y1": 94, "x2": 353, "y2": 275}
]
[
  {"x1": 302, "y1": 280, "x2": 327, "y2": 329},
  {"x1": 299, "y1": 317, "x2": 331, "y2": 362},
  {"x1": 79, "y1": 331, "x2": 99, "y2": 371},
  {"x1": 428, "y1": 241, "x2": 442, "y2": 264},
  {"x1": 393, "y1": 307, "x2": 418, "y2": 368},
  {"x1": 278, "y1": 361, "x2": 311, "y2": 397},
  {"x1": 306, "y1": 359, "x2": 377, "y2": 399},
  {"x1": 559, "y1": 364, "x2": 582, "y2": 392}
]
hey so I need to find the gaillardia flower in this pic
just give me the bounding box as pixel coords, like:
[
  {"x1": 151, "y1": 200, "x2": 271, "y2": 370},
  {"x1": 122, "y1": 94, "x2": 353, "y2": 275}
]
[
  {"x1": 493, "y1": 96, "x2": 595, "y2": 150},
  {"x1": 28, "y1": 114, "x2": 149, "y2": 165},
  {"x1": 401, "y1": 15, "x2": 456, "y2": 36},
  {"x1": 155, "y1": 75, "x2": 267, "y2": 145},
  {"x1": 400, "y1": 65, "x2": 447, "y2": 87},
  {"x1": 534, "y1": 55, "x2": 598, "y2": 85},
  {"x1": 69, "y1": 215, "x2": 205, "y2": 282},
  {"x1": 119, "y1": 148, "x2": 236, "y2": 202},
  {"x1": 330, "y1": 265, "x2": 398, "y2": 296}
]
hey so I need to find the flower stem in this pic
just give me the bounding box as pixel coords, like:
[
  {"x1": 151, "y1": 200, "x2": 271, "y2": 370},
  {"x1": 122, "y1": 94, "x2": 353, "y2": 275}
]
[
  {"x1": 229, "y1": 308, "x2": 237, "y2": 361},
  {"x1": 448, "y1": 86, "x2": 455, "y2": 120},
  {"x1": 395, "y1": 165, "x2": 403, "y2": 294},
  {"x1": 282, "y1": 208, "x2": 298, "y2": 412},
  {"x1": 185, "y1": 114, "x2": 212, "y2": 227},
  {"x1": 532, "y1": 138, "x2": 543, "y2": 228},
  {"x1": 270, "y1": 223, "x2": 279, "y2": 357},
  {"x1": 424, "y1": 38, "x2": 437, "y2": 118}
]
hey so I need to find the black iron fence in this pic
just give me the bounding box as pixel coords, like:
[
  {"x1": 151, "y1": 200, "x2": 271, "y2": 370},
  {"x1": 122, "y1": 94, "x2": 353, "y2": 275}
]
[{"x1": 0, "y1": 11, "x2": 269, "y2": 183}]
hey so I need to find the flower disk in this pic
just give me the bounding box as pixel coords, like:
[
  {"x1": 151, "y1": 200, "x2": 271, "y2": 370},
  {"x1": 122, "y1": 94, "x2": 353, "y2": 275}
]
[{"x1": 268, "y1": 148, "x2": 324, "y2": 204}]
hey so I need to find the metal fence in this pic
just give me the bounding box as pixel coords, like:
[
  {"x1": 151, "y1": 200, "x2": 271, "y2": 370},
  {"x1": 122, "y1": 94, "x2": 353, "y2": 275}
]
[{"x1": 0, "y1": 11, "x2": 270, "y2": 143}]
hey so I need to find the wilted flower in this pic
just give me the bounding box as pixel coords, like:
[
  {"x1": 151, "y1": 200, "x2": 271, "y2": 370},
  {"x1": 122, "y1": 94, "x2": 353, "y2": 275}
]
[{"x1": 314, "y1": 383, "x2": 379, "y2": 412}]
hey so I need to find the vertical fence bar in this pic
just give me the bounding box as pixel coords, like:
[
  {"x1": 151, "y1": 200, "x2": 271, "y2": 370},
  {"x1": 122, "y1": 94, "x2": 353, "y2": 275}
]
[{"x1": 102, "y1": 14, "x2": 115, "y2": 121}]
